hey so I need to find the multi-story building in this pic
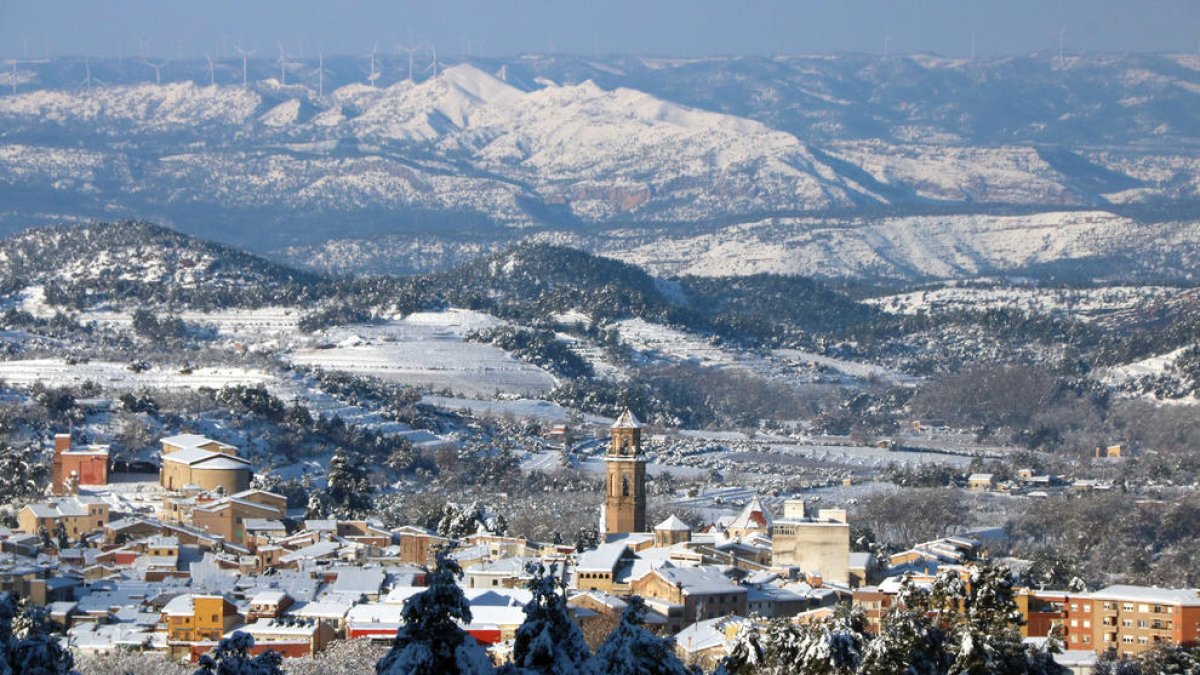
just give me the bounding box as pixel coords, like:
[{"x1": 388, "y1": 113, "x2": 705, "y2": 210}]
[
  {"x1": 50, "y1": 433, "x2": 109, "y2": 494},
  {"x1": 17, "y1": 497, "x2": 110, "y2": 540},
  {"x1": 163, "y1": 594, "x2": 240, "y2": 646},
  {"x1": 1065, "y1": 585, "x2": 1200, "y2": 657}
]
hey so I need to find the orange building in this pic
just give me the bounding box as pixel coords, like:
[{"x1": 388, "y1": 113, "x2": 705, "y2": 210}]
[
  {"x1": 163, "y1": 594, "x2": 241, "y2": 645},
  {"x1": 1065, "y1": 585, "x2": 1200, "y2": 657},
  {"x1": 50, "y1": 434, "x2": 109, "y2": 494}
]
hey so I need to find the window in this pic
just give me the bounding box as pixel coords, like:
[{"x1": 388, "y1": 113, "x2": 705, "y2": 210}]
[
  {"x1": 1123, "y1": 603, "x2": 1134, "y2": 611},
  {"x1": 211, "y1": 615, "x2": 219, "y2": 622},
  {"x1": 1083, "y1": 620, "x2": 1091, "y2": 628},
  {"x1": 1122, "y1": 635, "x2": 1134, "y2": 644},
  {"x1": 1070, "y1": 620, "x2": 1078, "y2": 628}
]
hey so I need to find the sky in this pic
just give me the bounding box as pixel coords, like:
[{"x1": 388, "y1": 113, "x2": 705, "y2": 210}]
[{"x1": 0, "y1": 0, "x2": 1196, "y2": 60}]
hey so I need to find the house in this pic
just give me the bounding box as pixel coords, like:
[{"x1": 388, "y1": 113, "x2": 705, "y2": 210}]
[
  {"x1": 159, "y1": 435, "x2": 253, "y2": 494},
  {"x1": 226, "y1": 618, "x2": 334, "y2": 658},
  {"x1": 674, "y1": 615, "x2": 751, "y2": 670},
  {"x1": 247, "y1": 590, "x2": 294, "y2": 621},
  {"x1": 394, "y1": 526, "x2": 450, "y2": 566},
  {"x1": 654, "y1": 515, "x2": 692, "y2": 548},
  {"x1": 163, "y1": 594, "x2": 240, "y2": 647},
  {"x1": 17, "y1": 497, "x2": 110, "y2": 540},
  {"x1": 967, "y1": 473, "x2": 996, "y2": 491},
  {"x1": 191, "y1": 497, "x2": 285, "y2": 546},
  {"x1": 50, "y1": 434, "x2": 109, "y2": 494},
  {"x1": 576, "y1": 542, "x2": 635, "y2": 593},
  {"x1": 630, "y1": 565, "x2": 748, "y2": 633}
]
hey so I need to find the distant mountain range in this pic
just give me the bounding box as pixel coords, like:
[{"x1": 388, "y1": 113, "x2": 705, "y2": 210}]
[{"x1": 1, "y1": 53, "x2": 1198, "y2": 281}]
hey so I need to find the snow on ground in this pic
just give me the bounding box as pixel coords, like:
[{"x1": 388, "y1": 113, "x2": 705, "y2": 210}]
[
  {"x1": 289, "y1": 310, "x2": 555, "y2": 396},
  {"x1": 866, "y1": 283, "x2": 1186, "y2": 320},
  {"x1": 421, "y1": 395, "x2": 571, "y2": 423},
  {"x1": 612, "y1": 317, "x2": 910, "y2": 384},
  {"x1": 0, "y1": 358, "x2": 271, "y2": 390},
  {"x1": 1104, "y1": 346, "x2": 1192, "y2": 384}
]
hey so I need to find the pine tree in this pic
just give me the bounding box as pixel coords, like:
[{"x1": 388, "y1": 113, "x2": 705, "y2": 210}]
[
  {"x1": 0, "y1": 594, "x2": 74, "y2": 675},
  {"x1": 325, "y1": 447, "x2": 371, "y2": 515},
  {"x1": 376, "y1": 547, "x2": 493, "y2": 675},
  {"x1": 509, "y1": 562, "x2": 591, "y2": 674},
  {"x1": 948, "y1": 560, "x2": 1064, "y2": 675},
  {"x1": 859, "y1": 576, "x2": 950, "y2": 675},
  {"x1": 193, "y1": 631, "x2": 283, "y2": 675},
  {"x1": 585, "y1": 595, "x2": 689, "y2": 675},
  {"x1": 715, "y1": 623, "x2": 765, "y2": 675},
  {"x1": 787, "y1": 605, "x2": 869, "y2": 675}
]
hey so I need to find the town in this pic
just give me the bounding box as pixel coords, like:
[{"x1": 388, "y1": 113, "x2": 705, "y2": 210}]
[{"x1": 1, "y1": 410, "x2": 1194, "y2": 674}]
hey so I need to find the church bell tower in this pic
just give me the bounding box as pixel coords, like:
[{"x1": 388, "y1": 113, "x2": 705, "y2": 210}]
[{"x1": 604, "y1": 409, "x2": 646, "y2": 535}]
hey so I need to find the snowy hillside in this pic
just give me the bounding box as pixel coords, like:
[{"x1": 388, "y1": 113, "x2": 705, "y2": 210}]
[{"x1": 0, "y1": 54, "x2": 1198, "y2": 280}]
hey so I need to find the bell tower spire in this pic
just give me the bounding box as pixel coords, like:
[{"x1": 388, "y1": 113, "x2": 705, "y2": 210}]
[{"x1": 604, "y1": 409, "x2": 646, "y2": 535}]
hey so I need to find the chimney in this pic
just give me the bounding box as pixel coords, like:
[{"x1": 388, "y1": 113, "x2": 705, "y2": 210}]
[{"x1": 54, "y1": 433, "x2": 71, "y2": 454}]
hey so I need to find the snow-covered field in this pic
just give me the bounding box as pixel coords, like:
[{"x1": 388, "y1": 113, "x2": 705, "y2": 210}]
[
  {"x1": 612, "y1": 318, "x2": 910, "y2": 384},
  {"x1": 0, "y1": 358, "x2": 271, "y2": 390},
  {"x1": 866, "y1": 283, "x2": 1187, "y2": 320},
  {"x1": 289, "y1": 310, "x2": 556, "y2": 396}
]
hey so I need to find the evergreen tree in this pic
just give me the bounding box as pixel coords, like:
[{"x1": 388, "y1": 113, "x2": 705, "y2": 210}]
[
  {"x1": 325, "y1": 447, "x2": 371, "y2": 515},
  {"x1": 948, "y1": 561, "x2": 1064, "y2": 675},
  {"x1": 715, "y1": 623, "x2": 765, "y2": 675},
  {"x1": 859, "y1": 576, "x2": 950, "y2": 675},
  {"x1": 788, "y1": 605, "x2": 869, "y2": 675},
  {"x1": 585, "y1": 595, "x2": 689, "y2": 675},
  {"x1": 193, "y1": 631, "x2": 283, "y2": 675},
  {"x1": 509, "y1": 562, "x2": 591, "y2": 674},
  {"x1": 376, "y1": 547, "x2": 493, "y2": 675},
  {"x1": 0, "y1": 594, "x2": 74, "y2": 675}
]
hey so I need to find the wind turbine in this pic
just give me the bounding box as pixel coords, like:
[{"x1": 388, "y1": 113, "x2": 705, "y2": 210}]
[
  {"x1": 204, "y1": 52, "x2": 216, "y2": 86},
  {"x1": 5, "y1": 59, "x2": 28, "y2": 95},
  {"x1": 312, "y1": 51, "x2": 332, "y2": 98},
  {"x1": 78, "y1": 57, "x2": 96, "y2": 90},
  {"x1": 970, "y1": 28, "x2": 977, "y2": 60},
  {"x1": 141, "y1": 58, "x2": 170, "y2": 85},
  {"x1": 235, "y1": 42, "x2": 255, "y2": 88},
  {"x1": 366, "y1": 41, "x2": 380, "y2": 86},
  {"x1": 424, "y1": 44, "x2": 439, "y2": 78},
  {"x1": 276, "y1": 40, "x2": 289, "y2": 85},
  {"x1": 1057, "y1": 26, "x2": 1066, "y2": 66},
  {"x1": 395, "y1": 40, "x2": 420, "y2": 82},
  {"x1": 496, "y1": 64, "x2": 507, "y2": 82}
]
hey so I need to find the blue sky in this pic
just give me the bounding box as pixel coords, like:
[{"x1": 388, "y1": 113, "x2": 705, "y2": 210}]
[{"x1": 1, "y1": 0, "x2": 1196, "y2": 59}]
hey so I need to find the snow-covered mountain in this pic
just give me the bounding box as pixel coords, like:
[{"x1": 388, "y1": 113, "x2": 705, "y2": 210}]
[{"x1": 0, "y1": 54, "x2": 1197, "y2": 280}]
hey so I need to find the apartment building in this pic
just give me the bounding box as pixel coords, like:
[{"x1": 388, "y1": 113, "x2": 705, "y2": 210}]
[{"x1": 1065, "y1": 585, "x2": 1200, "y2": 657}]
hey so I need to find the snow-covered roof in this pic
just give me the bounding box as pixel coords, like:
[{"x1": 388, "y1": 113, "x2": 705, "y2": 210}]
[
  {"x1": 331, "y1": 567, "x2": 385, "y2": 596},
  {"x1": 250, "y1": 590, "x2": 289, "y2": 606},
  {"x1": 654, "y1": 515, "x2": 691, "y2": 532},
  {"x1": 728, "y1": 496, "x2": 772, "y2": 531},
  {"x1": 654, "y1": 566, "x2": 745, "y2": 597},
  {"x1": 279, "y1": 541, "x2": 340, "y2": 563},
  {"x1": 576, "y1": 542, "x2": 630, "y2": 573},
  {"x1": 611, "y1": 409, "x2": 642, "y2": 430},
  {"x1": 1086, "y1": 585, "x2": 1200, "y2": 606},
  {"x1": 193, "y1": 456, "x2": 254, "y2": 471},
  {"x1": 233, "y1": 618, "x2": 319, "y2": 637},
  {"x1": 161, "y1": 433, "x2": 218, "y2": 448}
]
